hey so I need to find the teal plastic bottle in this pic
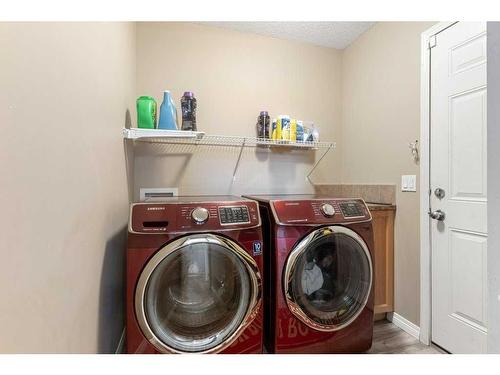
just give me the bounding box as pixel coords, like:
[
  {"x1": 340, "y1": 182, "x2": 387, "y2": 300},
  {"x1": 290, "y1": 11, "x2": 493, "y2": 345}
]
[{"x1": 158, "y1": 91, "x2": 178, "y2": 130}]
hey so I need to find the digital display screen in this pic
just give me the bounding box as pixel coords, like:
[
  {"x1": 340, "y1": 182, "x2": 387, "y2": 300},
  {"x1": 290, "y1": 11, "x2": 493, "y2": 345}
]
[
  {"x1": 219, "y1": 206, "x2": 250, "y2": 224},
  {"x1": 339, "y1": 202, "x2": 364, "y2": 218}
]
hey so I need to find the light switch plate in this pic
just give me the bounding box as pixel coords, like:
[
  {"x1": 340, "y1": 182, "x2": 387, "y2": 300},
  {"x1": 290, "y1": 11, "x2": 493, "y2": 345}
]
[{"x1": 402, "y1": 175, "x2": 417, "y2": 192}]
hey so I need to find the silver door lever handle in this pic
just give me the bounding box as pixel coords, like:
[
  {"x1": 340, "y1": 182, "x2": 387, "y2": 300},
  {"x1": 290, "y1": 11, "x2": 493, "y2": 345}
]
[{"x1": 429, "y1": 209, "x2": 445, "y2": 221}]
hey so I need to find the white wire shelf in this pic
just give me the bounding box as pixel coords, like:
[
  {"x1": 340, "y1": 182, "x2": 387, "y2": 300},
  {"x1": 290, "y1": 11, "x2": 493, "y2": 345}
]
[
  {"x1": 123, "y1": 128, "x2": 205, "y2": 140},
  {"x1": 123, "y1": 128, "x2": 335, "y2": 185},
  {"x1": 123, "y1": 128, "x2": 335, "y2": 149}
]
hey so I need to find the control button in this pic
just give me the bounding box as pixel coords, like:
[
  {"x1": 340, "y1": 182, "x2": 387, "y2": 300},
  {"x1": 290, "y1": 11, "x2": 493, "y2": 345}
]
[
  {"x1": 320, "y1": 203, "x2": 335, "y2": 217},
  {"x1": 191, "y1": 207, "x2": 210, "y2": 224}
]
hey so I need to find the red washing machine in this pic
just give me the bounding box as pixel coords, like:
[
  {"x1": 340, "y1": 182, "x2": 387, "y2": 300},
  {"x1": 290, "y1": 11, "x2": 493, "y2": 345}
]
[
  {"x1": 243, "y1": 194, "x2": 374, "y2": 354},
  {"x1": 126, "y1": 196, "x2": 264, "y2": 354}
]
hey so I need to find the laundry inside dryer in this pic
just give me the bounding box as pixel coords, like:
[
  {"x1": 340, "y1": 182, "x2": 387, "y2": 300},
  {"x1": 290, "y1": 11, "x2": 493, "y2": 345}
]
[{"x1": 293, "y1": 232, "x2": 372, "y2": 326}]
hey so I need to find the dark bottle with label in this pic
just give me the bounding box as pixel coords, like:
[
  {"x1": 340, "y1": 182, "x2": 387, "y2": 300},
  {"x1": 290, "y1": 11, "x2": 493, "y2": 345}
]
[
  {"x1": 181, "y1": 91, "x2": 197, "y2": 131},
  {"x1": 256, "y1": 111, "x2": 270, "y2": 138}
]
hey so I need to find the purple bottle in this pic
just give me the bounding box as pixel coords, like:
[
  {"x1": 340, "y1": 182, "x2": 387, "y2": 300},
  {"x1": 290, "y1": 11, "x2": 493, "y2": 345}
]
[
  {"x1": 181, "y1": 91, "x2": 197, "y2": 131},
  {"x1": 256, "y1": 111, "x2": 270, "y2": 138}
]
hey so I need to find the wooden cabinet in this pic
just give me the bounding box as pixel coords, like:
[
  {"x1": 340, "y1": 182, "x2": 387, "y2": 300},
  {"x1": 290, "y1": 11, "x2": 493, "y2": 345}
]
[{"x1": 368, "y1": 205, "x2": 396, "y2": 319}]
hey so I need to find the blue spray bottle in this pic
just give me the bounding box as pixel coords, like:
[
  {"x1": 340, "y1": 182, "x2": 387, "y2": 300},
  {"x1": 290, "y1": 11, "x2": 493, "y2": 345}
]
[{"x1": 158, "y1": 90, "x2": 178, "y2": 130}]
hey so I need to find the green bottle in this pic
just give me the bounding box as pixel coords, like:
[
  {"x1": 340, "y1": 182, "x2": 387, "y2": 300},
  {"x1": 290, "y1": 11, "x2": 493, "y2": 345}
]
[{"x1": 136, "y1": 96, "x2": 157, "y2": 129}]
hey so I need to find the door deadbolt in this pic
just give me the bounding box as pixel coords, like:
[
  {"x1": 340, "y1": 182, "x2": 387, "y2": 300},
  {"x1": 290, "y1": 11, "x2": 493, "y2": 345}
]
[{"x1": 434, "y1": 188, "x2": 445, "y2": 199}]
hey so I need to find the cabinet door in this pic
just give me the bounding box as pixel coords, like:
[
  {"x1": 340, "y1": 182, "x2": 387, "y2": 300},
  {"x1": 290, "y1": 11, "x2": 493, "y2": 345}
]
[{"x1": 371, "y1": 210, "x2": 395, "y2": 315}]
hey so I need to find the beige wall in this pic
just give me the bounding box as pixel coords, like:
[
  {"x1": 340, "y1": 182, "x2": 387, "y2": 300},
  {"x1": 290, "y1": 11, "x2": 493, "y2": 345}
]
[
  {"x1": 0, "y1": 23, "x2": 135, "y2": 352},
  {"x1": 341, "y1": 22, "x2": 435, "y2": 325},
  {"x1": 134, "y1": 22, "x2": 342, "y2": 199}
]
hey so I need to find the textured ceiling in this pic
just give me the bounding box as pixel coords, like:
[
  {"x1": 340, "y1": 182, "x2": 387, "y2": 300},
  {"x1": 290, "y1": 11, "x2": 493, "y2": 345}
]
[{"x1": 203, "y1": 22, "x2": 375, "y2": 50}]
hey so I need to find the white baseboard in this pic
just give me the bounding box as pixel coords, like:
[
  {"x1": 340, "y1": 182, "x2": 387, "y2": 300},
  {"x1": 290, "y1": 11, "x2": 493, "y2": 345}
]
[
  {"x1": 387, "y1": 312, "x2": 420, "y2": 339},
  {"x1": 115, "y1": 328, "x2": 126, "y2": 354}
]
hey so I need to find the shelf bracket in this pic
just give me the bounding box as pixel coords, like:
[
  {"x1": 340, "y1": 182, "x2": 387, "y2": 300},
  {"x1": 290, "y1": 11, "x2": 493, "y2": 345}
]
[
  {"x1": 306, "y1": 143, "x2": 334, "y2": 185},
  {"x1": 232, "y1": 138, "x2": 246, "y2": 182}
]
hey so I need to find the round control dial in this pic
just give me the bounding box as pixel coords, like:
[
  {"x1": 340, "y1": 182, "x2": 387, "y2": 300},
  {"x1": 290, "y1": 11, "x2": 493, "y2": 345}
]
[
  {"x1": 320, "y1": 203, "x2": 335, "y2": 217},
  {"x1": 191, "y1": 207, "x2": 209, "y2": 224}
]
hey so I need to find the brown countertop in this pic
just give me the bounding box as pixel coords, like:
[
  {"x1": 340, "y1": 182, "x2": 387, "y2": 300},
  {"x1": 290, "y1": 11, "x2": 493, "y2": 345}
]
[{"x1": 366, "y1": 203, "x2": 396, "y2": 211}]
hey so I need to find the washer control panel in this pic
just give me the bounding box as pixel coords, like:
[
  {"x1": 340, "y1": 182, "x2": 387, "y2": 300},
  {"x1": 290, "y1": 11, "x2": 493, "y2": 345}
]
[
  {"x1": 130, "y1": 200, "x2": 260, "y2": 233},
  {"x1": 219, "y1": 206, "x2": 250, "y2": 225}
]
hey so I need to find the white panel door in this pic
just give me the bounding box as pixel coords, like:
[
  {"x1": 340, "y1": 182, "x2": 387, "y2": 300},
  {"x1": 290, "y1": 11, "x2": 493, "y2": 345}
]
[{"x1": 430, "y1": 22, "x2": 487, "y2": 354}]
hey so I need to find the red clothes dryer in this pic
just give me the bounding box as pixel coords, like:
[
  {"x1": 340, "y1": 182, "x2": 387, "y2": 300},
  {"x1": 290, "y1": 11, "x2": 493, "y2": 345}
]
[
  {"x1": 126, "y1": 196, "x2": 264, "y2": 354},
  {"x1": 243, "y1": 194, "x2": 374, "y2": 354}
]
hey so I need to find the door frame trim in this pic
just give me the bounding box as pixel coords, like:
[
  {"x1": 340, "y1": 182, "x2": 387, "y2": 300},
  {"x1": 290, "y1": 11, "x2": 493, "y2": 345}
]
[{"x1": 419, "y1": 21, "x2": 458, "y2": 346}]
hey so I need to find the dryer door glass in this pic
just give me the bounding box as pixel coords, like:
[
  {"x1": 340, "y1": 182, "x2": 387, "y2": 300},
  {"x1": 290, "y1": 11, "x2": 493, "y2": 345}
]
[
  {"x1": 136, "y1": 234, "x2": 260, "y2": 353},
  {"x1": 284, "y1": 226, "x2": 372, "y2": 331}
]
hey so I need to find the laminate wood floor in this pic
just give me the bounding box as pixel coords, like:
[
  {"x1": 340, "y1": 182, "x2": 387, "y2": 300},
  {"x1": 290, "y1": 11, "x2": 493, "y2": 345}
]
[{"x1": 368, "y1": 320, "x2": 446, "y2": 354}]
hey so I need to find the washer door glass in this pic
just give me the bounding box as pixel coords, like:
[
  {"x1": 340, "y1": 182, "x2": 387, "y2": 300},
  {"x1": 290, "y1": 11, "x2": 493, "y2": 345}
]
[
  {"x1": 285, "y1": 226, "x2": 372, "y2": 331},
  {"x1": 139, "y1": 235, "x2": 257, "y2": 353}
]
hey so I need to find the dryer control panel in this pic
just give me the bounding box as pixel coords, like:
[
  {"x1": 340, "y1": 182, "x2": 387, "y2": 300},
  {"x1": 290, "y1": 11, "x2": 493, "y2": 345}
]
[
  {"x1": 271, "y1": 198, "x2": 371, "y2": 225},
  {"x1": 130, "y1": 199, "x2": 260, "y2": 234}
]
